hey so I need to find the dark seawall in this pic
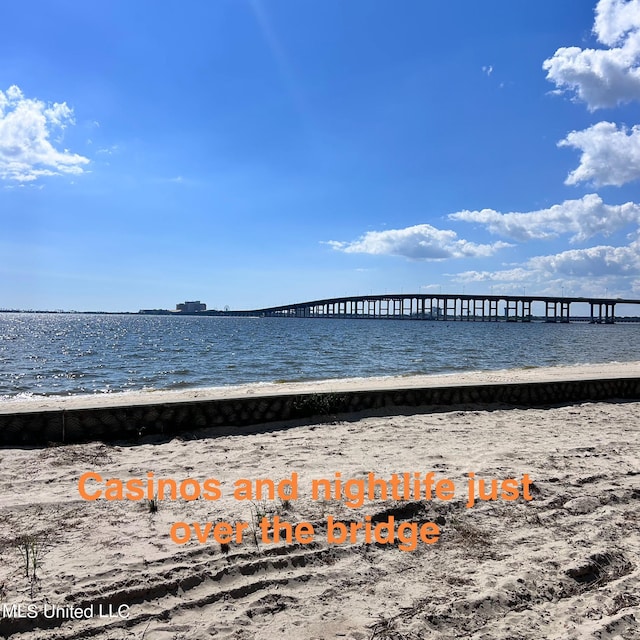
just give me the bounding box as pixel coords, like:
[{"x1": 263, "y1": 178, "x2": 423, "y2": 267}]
[{"x1": 1, "y1": 376, "x2": 639, "y2": 447}]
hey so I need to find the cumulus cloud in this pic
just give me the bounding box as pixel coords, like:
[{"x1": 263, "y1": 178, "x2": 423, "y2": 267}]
[
  {"x1": 527, "y1": 241, "x2": 640, "y2": 276},
  {"x1": 594, "y1": 0, "x2": 640, "y2": 46},
  {"x1": 543, "y1": 0, "x2": 640, "y2": 110},
  {"x1": 449, "y1": 194, "x2": 640, "y2": 242},
  {"x1": 451, "y1": 268, "x2": 534, "y2": 284},
  {"x1": 327, "y1": 224, "x2": 511, "y2": 261},
  {"x1": 0, "y1": 85, "x2": 89, "y2": 182},
  {"x1": 559, "y1": 121, "x2": 640, "y2": 186},
  {"x1": 453, "y1": 239, "x2": 640, "y2": 297}
]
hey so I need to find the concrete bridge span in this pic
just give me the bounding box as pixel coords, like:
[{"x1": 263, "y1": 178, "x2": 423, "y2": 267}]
[{"x1": 215, "y1": 294, "x2": 640, "y2": 324}]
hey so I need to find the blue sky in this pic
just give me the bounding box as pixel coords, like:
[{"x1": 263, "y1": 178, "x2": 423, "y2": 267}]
[{"x1": 2, "y1": 0, "x2": 640, "y2": 312}]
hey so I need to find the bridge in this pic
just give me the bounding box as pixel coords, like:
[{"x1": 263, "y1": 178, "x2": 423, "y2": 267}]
[{"x1": 210, "y1": 294, "x2": 640, "y2": 324}]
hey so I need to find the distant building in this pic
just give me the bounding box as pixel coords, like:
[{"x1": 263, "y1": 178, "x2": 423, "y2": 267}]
[{"x1": 176, "y1": 300, "x2": 207, "y2": 313}]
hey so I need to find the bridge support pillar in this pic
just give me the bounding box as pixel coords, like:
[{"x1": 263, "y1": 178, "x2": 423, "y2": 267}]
[
  {"x1": 505, "y1": 300, "x2": 518, "y2": 321},
  {"x1": 473, "y1": 299, "x2": 484, "y2": 320},
  {"x1": 461, "y1": 298, "x2": 471, "y2": 320},
  {"x1": 444, "y1": 298, "x2": 455, "y2": 320},
  {"x1": 591, "y1": 302, "x2": 615, "y2": 323},
  {"x1": 489, "y1": 299, "x2": 499, "y2": 321},
  {"x1": 430, "y1": 298, "x2": 439, "y2": 320},
  {"x1": 606, "y1": 303, "x2": 616, "y2": 324}
]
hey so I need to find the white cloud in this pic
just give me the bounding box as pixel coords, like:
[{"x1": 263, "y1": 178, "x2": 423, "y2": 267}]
[
  {"x1": 449, "y1": 194, "x2": 640, "y2": 242},
  {"x1": 594, "y1": 0, "x2": 640, "y2": 46},
  {"x1": 327, "y1": 223, "x2": 511, "y2": 261},
  {"x1": 96, "y1": 144, "x2": 119, "y2": 155},
  {"x1": 543, "y1": 0, "x2": 640, "y2": 110},
  {"x1": 559, "y1": 121, "x2": 640, "y2": 186},
  {"x1": 452, "y1": 268, "x2": 533, "y2": 284},
  {"x1": 0, "y1": 85, "x2": 89, "y2": 182},
  {"x1": 527, "y1": 241, "x2": 640, "y2": 276},
  {"x1": 452, "y1": 239, "x2": 640, "y2": 296},
  {"x1": 482, "y1": 65, "x2": 494, "y2": 76}
]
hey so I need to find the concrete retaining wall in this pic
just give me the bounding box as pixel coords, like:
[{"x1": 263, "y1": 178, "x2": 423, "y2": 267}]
[{"x1": 1, "y1": 377, "x2": 639, "y2": 447}]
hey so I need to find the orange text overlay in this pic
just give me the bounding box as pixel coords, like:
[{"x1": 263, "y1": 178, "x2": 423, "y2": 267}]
[
  {"x1": 77, "y1": 471, "x2": 534, "y2": 551},
  {"x1": 168, "y1": 515, "x2": 440, "y2": 552}
]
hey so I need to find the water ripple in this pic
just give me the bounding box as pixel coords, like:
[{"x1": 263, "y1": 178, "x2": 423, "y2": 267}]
[{"x1": 0, "y1": 313, "x2": 639, "y2": 400}]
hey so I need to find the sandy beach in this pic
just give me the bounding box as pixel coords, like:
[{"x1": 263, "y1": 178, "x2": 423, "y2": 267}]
[
  {"x1": 0, "y1": 364, "x2": 638, "y2": 639},
  {"x1": 1, "y1": 360, "x2": 639, "y2": 414}
]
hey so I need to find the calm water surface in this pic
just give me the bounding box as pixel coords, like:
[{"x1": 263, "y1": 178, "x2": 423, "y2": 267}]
[{"x1": 1, "y1": 313, "x2": 639, "y2": 400}]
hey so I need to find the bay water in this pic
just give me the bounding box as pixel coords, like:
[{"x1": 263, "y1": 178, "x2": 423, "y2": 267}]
[{"x1": 1, "y1": 313, "x2": 639, "y2": 401}]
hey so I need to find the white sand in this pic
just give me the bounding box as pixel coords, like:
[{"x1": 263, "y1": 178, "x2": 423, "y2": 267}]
[
  {"x1": 0, "y1": 366, "x2": 638, "y2": 639},
  {"x1": 1, "y1": 360, "x2": 639, "y2": 414}
]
